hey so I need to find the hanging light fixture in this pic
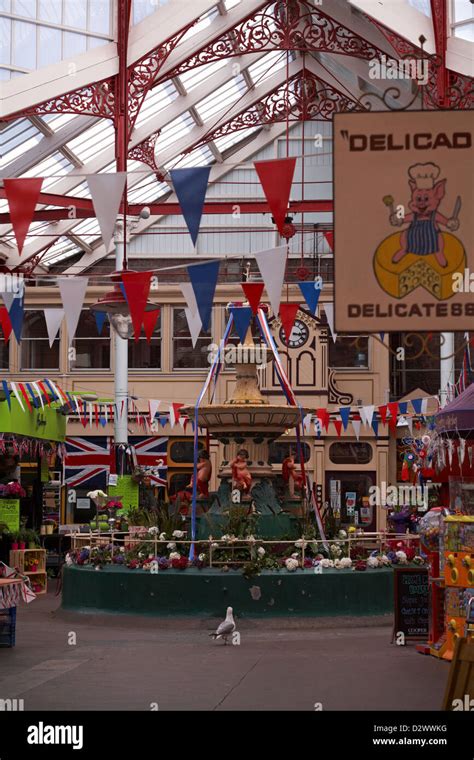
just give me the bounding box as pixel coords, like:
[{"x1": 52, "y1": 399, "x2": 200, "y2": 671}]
[{"x1": 90, "y1": 271, "x2": 160, "y2": 340}]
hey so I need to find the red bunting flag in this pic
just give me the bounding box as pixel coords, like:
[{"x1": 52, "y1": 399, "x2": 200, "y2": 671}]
[
  {"x1": 170, "y1": 402, "x2": 185, "y2": 427},
  {"x1": 316, "y1": 408, "x2": 330, "y2": 432},
  {"x1": 121, "y1": 271, "x2": 153, "y2": 341},
  {"x1": 18, "y1": 383, "x2": 33, "y2": 412},
  {"x1": 241, "y1": 282, "x2": 264, "y2": 314},
  {"x1": 254, "y1": 157, "x2": 296, "y2": 236},
  {"x1": 3, "y1": 178, "x2": 44, "y2": 254},
  {"x1": 279, "y1": 303, "x2": 300, "y2": 345},
  {"x1": 378, "y1": 405, "x2": 388, "y2": 425},
  {"x1": 143, "y1": 308, "x2": 160, "y2": 343},
  {"x1": 387, "y1": 401, "x2": 399, "y2": 420},
  {"x1": 333, "y1": 419, "x2": 343, "y2": 437},
  {"x1": 0, "y1": 307, "x2": 12, "y2": 344},
  {"x1": 324, "y1": 231, "x2": 334, "y2": 251}
]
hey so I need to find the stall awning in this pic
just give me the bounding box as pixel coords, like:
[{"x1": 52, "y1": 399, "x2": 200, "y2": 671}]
[
  {"x1": 0, "y1": 397, "x2": 65, "y2": 442},
  {"x1": 435, "y1": 384, "x2": 474, "y2": 433}
]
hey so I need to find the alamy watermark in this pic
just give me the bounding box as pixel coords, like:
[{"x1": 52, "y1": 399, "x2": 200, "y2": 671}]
[
  {"x1": 207, "y1": 343, "x2": 268, "y2": 365},
  {"x1": 369, "y1": 483, "x2": 429, "y2": 508},
  {"x1": 0, "y1": 272, "x2": 24, "y2": 296},
  {"x1": 369, "y1": 54, "x2": 429, "y2": 85}
]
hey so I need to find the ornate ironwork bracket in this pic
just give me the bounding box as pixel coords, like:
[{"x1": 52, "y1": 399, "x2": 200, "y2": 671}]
[
  {"x1": 128, "y1": 132, "x2": 166, "y2": 181},
  {"x1": 328, "y1": 369, "x2": 354, "y2": 406}
]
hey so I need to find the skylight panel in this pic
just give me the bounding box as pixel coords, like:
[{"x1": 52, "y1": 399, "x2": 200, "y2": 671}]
[
  {"x1": 195, "y1": 74, "x2": 247, "y2": 121},
  {"x1": 134, "y1": 81, "x2": 178, "y2": 130},
  {"x1": 23, "y1": 151, "x2": 73, "y2": 189},
  {"x1": 248, "y1": 51, "x2": 288, "y2": 85},
  {"x1": 213, "y1": 125, "x2": 260, "y2": 153},
  {"x1": 1, "y1": 119, "x2": 42, "y2": 168},
  {"x1": 180, "y1": 6, "x2": 220, "y2": 44},
  {"x1": 153, "y1": 112, "x2": 195, "y2": 154},
  {"x1": 65, "y1": 119, "x2": 115, "y2": 163},
  {"x1": 178, "y1": 58, "x2": 227, "y2": 92}
]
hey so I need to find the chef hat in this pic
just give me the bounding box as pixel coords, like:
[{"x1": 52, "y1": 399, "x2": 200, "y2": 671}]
[{"x1": 408, "y1": 162, "x2": 441, "y2": 189}]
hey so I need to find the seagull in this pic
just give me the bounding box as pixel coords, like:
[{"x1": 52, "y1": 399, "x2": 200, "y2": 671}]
[{"x1": 209, "y1": 606, "x2": 236, "y2": 645}]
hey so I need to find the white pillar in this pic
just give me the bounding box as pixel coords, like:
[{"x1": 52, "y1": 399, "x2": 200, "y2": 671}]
[
  {"x1": 114, "y1": 222, "x2": 129, "y2": 445},
  {"x1": 440, "y1": 332, "x2": 455, "y2": 408}
]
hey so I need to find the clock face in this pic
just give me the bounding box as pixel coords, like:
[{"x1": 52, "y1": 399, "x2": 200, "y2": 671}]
[{"x1": 280, "y1": 319, "x2": 309, "y2": 348}]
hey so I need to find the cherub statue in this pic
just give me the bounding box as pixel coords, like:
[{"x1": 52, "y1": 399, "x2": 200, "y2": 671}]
[
  {"x1": 231, "y1": 448, "x2": 252, "y2": 494},
  {"x1": 282, "y1": 452, "x2": 304, "y2": 498},
  {"x1": 187, "y1": 449, "x2": 212, "y2": 498}
]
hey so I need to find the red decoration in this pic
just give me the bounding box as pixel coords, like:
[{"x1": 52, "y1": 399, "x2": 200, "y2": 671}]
[
  {"x1": 254, "y1": 157, "x2": 296, "y2": 236},
  {"x1": 333, "y1": 419, "x2": 343, "y2": 437},
  {"x1": 316, "y1": 408, "x2": 330, "y2": 432},
  {"x1": 279, "y1": 303, "x2": 300, "y2": 344},
  {"x1": 143, "y1": 308, "x2": 160, "y2": 343},
  {"x1": 378, "y1": 405, "x2": 388, "y2": 425},
  {"x1": 121, "y1": 271, "x2": 152, "y2": 341},
  {"x1": 3, "y1": 178, "x2": 43, "y2": 254},
  {"x1": 387, "y1": 401, "x2": 399, "y2": 420},
  {"x1": 241, "y1": 282, "x2": 264, "y2": 314},
  {"x1": 324, "y1": 231, "x2": 333, "y2": 251},
  {"x1": 0, "y1": 307, "x2": 12, "y2": 344},
  {"x1": 18, "y1": 383, "x2": 32, "y2": 412}
]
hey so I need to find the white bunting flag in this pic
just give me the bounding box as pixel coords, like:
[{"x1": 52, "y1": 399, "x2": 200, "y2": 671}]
[
  {"x1": 360, "y1": 405, "x2": 375, "y2": 427},
  {"x1": 254, "y1": 245, "x2": 287, "y2": 315},
  {"x1": 43, "y1": 309, "x2": 64, "y2": 348},
  {"x1": 323, "y1": 302, "x2": 337, "y2": 342},
  {"x1": 10, "y1": 382, "x2": 25, "y2": 412},
  {"x1": 406, "y1": 416, "x2": 413, "y2": 435},
  {"x1": 179, "y1": 416, "x2": 186, "y2": 430},
  {"x1": 0, "y1": 292, "x2": 15, "y2": 312},
  {"x1": 421, "y1": 397, "x2": 429, "y2": 414},
  {"x1": 303, "y1": 413, "x2": 312, "y2": 433},
  {"x1": 58, "y1": 277, "x2": 88, "y2": 345},
  {"x1": 149, "y1": 400, "x2": 160, "y2": 423},
  {"x1": 86, "y1": 173, "x2": 127, "y2": 253},
  {"x1": 459, "y1": 439, "x2": 466, "y2": 466},
  {"x1": 32, "y1": 381, "x2": 44, "y2": 411},
  {"x1": 180, "y1": 282, "x2": 199, "y2": 317},
  {"x1": 468, "y1": 446, "x2": 473, "y2": 469},
  {"x1": 184, "y1": 306, "x2": 202, "y2": 348},
  {"x1": 352, "y1": 419, "x2": 361, "y2": 440}
]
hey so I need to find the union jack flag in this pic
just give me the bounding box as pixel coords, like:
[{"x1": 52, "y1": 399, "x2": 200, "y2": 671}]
[
  {"x1": 64, "y1": 435, "x2": 168, "y2": 489},
  {"x1": 64, "y1": 436, "x2": 115, "y2": 489},
  {"x1": 129, "y1": 436, "x2": 168, "y2": 486}
]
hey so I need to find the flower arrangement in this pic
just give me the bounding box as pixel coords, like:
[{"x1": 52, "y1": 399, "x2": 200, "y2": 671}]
[
  {"x1": 1, "y1": 481, "x2": 26, "y2": 498},
  {"x1": 105, "y1": 500, "x2": 123, "y2": 511}
]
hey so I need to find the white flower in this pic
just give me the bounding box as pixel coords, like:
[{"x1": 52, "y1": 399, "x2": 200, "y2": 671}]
[
  {"x1": 167, "y1": 542, "x2": 177, "y2": 551},
  {"x1": 198, "y1": 553, "x2": 206, "y2": 562},
  {"x1": 138, "y1": 552, "x2": 144, "y2": 558},
  {"x1": 87, "y1": 489, "x2": 108, "y2": 501},
  {"x1": 65, "y1": 553, "x2": 73, "y2": 565},
  {"x1": 334, "y1": 559, "x2": 341, "y2": 569},
  {"x1": 380, "y1": 554, "x2": 391, "y2": 566},
  {"x1": 294, "y1": 539, "x2": 306, "y2": 549},
  {"x1": 159, "y1": 532, "x2": 167, "y2": 541},
  {"x1": 221, "y1": 534, "x2": 230, "y2": 541},
  {"x1": 211, "y1": 542, "x2": 219, "y2": 549},
  {"x1": 330, "y1": 544, "x2": 342, "y2": 557},
  {"x1": 413, "y1": 555, "x2": 425, "y2": 565},
  {"x1": 257, "y1": 547, "x2": 265, "y2": 558},
  {"x1": 320, "y1": 558, "x2": 334, "y2": 568},
  {"x1": 285, "y1": 557, "x2": 299, "y2": 572},
  {"x1": 246, "y1": 535, "x2": 256, "y2": 543},
  {"x1": 148, "y1": 526, "x2": 159, "y2": 535},
  {"x1": 396, "y1": 550, "x2": 408, "y2": 564},
  {"x1": 169, "y1": 552, "x2": 181, "y2": 560},
  {"x1": 340, "y1": 557, "x2": 352, "y2": 569},
  {"x1": 367, "y1": 556, "x2": 379, "y2": 569},
  {"x1": 172, "y1": 530, "x2": 186, "y2": 539},
  {"x1": 291, "y1": 552, "x2": 299, "y2": 559},
  {"x1": 338, "y1": 530, "x2": 347, "y2": 539}
]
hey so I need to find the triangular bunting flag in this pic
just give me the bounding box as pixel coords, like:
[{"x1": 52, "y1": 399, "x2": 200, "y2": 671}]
[
  {"x1": 0, "y1": 307, "x2": 12, "y2": 343},
  {"x1": 121, "y1": 271, "x2": 153, "y2": 341},
  {"x1": 10, "y1": 382, "x2": 25, "y2": 412},
  {"x1": 170, "y1": 167, "x2": 211, "y2": 246},
  {"x1": 324, "y1": 231, "x2": 333, "y2": 251},
  {"x1": 170, "y1": 402, "x2": 185, "y2": 428},
  {"x1": 379, "y1": 333, "x2": 385, "y2": 342},
  {"x1": 279, "y1": 303, "x2": 300, "y2": 345},
  {"x1": 149, "y1": 400, "x2": 160, "y2": 422},
  {"x1": 0, "y1": 292, "x2": 15, "y2": 312},
  {"x1": 43, "y1": 309, "x2": 64, "y2": 348},
  {"x1": 94, "y1": 311, "x2": 107, "y2": 335},
  {"x1": 180, "y1": 282, "x2": 198, "y2": 316},
  {"x1": 241, "y1": 282, "x2": 264, "y2": 314},
  {"x1": 297, "y1": 280, "x2": 322, "y2": 315},
  {"x1": 86, "y1": 173, "x2": 127, "y2": 252},
  {"x1": 255, "y1": 246, "x2": 286, "y2": 316},
  {"x1": 372, "y1": 419, "x2": 379, "y2": 437},
  {"x1": 187, "y1": 260, "x2": 220, "y2": 332},
  {"x1": 58, "y1": 277, "x2": 88, "y2": 344},
  {"x1": 3, "y1": 177, "x2": 43, "y2": 254},
  {"x1": 184, "y1": 306, "x2": 203, "y2": 348},
  {"x1": 352, "y1": 419, "x2": 361, "y2": 440},
  {"x1": 254, "y1": 157, "x2": 296, "y2": 236},
  {"x1": 229, "y1": 306, "x2": 252, "y2": 343},
  {"x1": 387, "y1": 401, "x2": 399, "y2": 421},
  {"x1": 2, "y1": 380, "x2": 11, "y2": 410},
  {"x1": 333, "y1": 419, "x2": 343, "y2": 437},
  {"x1": 143, "y1": 308, "x2": 160, "y2": 343},
  {"x1": 411, "y1": 398, "x2": 423, "y2": 414},
  {"x1": 378, "y1": 405, "x2": 388, "y2": 425},
  {"x1": 316, "y1": 408, "x2": 330, "y2": 432},
  {"x1": 8, "y1": 285, "x2": 24, "y2": 343},
  {"x1": 398, "y1": 402, "x2": 408, "y2": 415},
  {"x1": 324, "y1": 302, "x2": 337, "y2": 342},
  {"x1": 159, "y1": 415, "x2": 168, "y2": 428},
  {"x1": 360, "y1": 405, "x2": 375, "y2": 427},
  {"x1": 339, "y1": 406, "x2": 351, "y2": 431}
]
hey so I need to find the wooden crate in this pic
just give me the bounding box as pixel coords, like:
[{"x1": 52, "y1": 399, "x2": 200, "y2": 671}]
[
  {"x1": 9, "y1": 549, "x2": 46, "y2": 574},
  {"x1": 442, "y1": 637, "x2": 474, "y2": 710}
]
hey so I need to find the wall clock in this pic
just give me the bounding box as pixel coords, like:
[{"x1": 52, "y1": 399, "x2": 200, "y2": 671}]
[{"x1": 279, "y1": 319, "x2": 310, "y2": 348}]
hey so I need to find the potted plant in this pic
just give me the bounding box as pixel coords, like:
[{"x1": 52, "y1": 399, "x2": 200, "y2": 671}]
[
  {"x1": 9, "y1": 531, "x2": 19, "y2": 551},
  {"x1": 26, "y1": 529, "x2": 40, "y2": 549}
]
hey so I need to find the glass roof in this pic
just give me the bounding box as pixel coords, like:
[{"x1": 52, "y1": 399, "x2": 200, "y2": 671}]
[{"x1": 1, "y1": 0, "x2": 470, "y2": 271}]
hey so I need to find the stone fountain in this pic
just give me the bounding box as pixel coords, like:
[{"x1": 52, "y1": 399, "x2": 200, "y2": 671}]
[{"x1": 183, "y1": 321, "x2": 308, "y2": 537}]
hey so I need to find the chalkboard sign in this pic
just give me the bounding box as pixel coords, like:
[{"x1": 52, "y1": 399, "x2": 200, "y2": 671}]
[{"x1": 393, "y1": 567, "x2": 429, "y2": 640}]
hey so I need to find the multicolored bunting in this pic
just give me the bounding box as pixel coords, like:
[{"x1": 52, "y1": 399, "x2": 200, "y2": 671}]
[
  {"x1": 170, "y1": 167, "x2": 211, "y2": 246},
  {"x1": 187, "y1": 260, "x2": 220, "y2": 332},
  {"x1": 121, "y1": 271, "x2": 152, "y2": 341},
  {"x1": 180, "y1": 282, "x2": 199, "y2": 317},
  {"x1": 254, "y1": 157, "x2": 296, "y2": 236},
  {"x1": 339, "y1": 406, "x2": 351, "y2": 431},
  {"x1": 255, "y1": 246, "x2": 286, "y2": 316},
  {"x1": 297, "y1": 280, "x2": 322, "y2": 315},
  {"x1": 352, "y1": 419, "x2": 361, "y2": 440},
  {"x1": 86, "y1": 173, "x2": 127, "y2": 253},
  {"x1": 169, "y1": 403, "x2": 185, "y2": 428},
  {"x1": 44, "y1": 309, "x2": 64, "y2": 348},
  {"x1": 58, "y1": 277, "x2": 88, "y2": 344},
  {"x1": 241, "y1": 282, "x2": 264, "y2": 314},
  {"x1": 2, "y1": 380, "x2": 11, "y2": 409},
  {"x1": 316, "y1": 408, "x2": 330, "y2": 432},
  {"x1": 8, "y1": 285, "x2": 24, "y2": 343},
  {"x1": 184, "y1": 306, "x2": 202, "y2": 348},
  {"x1": 324, "y1": 231, "x2": 333, "y2": 252},
  {"x1": 371, "y1": 419, "x2": 379, "y2": 437},
  {"x1": 279, "y1": 303, "x2": 300, "y2": 345},
  {"x1": 229, "y1": 306, "x2": 252, "y2": 343},
  {"x1": 379, "y1": 404, "x2": 388, "y2": 425},
  {"x1": 0, "y1": 307, "x2": 12, "y2": 344},
  {"x1": 333, "y1": 419, "x2": 342, "y2": 437},
  {"x1": 3, "y1": 177, "x2": 44, "y2": 254},
  {"x1": 360, "y1": 405, "x2": 375, "y2": 427}
]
